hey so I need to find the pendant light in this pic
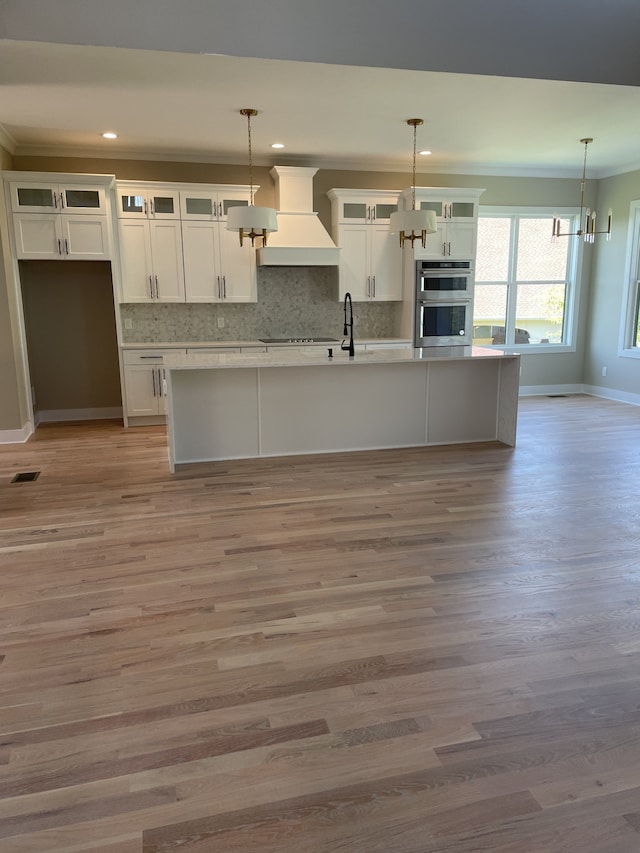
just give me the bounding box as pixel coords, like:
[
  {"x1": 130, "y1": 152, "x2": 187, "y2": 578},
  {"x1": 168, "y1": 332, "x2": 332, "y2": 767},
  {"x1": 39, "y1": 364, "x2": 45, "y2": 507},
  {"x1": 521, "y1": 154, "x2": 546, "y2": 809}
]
[
  {"x1": 389, "y1": 118, "x2": 437, "y2": 248},
  {"x1": 227, "y1": 108, "x2": 278, "y2": 247},
  {"x1": 552, "y1": 138, "x2": 612, "y2": 244}
]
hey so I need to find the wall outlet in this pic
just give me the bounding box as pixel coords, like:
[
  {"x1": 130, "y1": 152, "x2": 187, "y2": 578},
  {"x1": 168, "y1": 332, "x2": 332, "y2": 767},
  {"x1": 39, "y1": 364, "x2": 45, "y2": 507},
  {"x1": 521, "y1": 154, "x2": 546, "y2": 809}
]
[
  {"x1": 217, "y1": 317, "x2": 225, "y2": 329},
  {"x1": 124, "y1": 318, "x2": 133, "y2": 330},
  {"x1": 602, "y1": 366, "x2": 607, "y2": 377}
]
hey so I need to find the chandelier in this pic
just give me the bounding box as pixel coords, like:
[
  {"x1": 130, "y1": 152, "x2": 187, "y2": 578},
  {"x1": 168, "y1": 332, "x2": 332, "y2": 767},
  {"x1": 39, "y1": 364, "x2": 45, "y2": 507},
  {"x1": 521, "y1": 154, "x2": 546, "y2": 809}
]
[
  {"x1": 226, "y1": 109, "x2": 278, "y2": 247},
  {"x1": 552, "y1": 138, "x2": 612, "y2": 243},
  {"x1": 389, "y1": 118, "x2": 437, "y2": 248}
]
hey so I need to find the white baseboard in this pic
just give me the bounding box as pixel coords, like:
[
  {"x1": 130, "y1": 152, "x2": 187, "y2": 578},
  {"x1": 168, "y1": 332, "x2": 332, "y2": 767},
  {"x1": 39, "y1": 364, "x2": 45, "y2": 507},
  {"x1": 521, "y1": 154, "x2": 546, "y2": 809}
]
[
  {"x1": 582, "y1": 384, "x2": 640, "y2": 407},
  {"x1": 519, "y1": 384, "x2": 585, "y2": 397},
  {"x1": 37, "y1": 407, "x2": 124, "y2": 423},
  {"x1": 520, "y1": 383, "x2": 640, "y2": 407},
  {"x1": 0, "y1": 421, "x2": 34, "y2": 444}
]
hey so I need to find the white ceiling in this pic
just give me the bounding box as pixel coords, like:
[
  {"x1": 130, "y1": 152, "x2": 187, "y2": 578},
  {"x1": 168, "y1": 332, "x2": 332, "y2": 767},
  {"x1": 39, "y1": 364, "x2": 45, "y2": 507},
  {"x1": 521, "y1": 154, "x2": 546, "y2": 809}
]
[{"x1": 2, "y1": 0, "x2": 640, "y2": 178}]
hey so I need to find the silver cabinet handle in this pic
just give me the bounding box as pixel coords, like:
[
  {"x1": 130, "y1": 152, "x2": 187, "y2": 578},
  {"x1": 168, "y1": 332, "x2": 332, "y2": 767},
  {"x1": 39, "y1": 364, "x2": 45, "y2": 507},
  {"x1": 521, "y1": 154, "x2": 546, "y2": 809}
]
[
  {"x1": 161, "y1": 368, "x2": 166, "y2": 396},
  {"x1": 150, "y1": 199, "x2": 155, "y2": 216},
  {"x1": 59, "y1": 192, "x2": 65, "y2": 209},
  {"x1": 222, "y1": 276, "x2": 226, "y2": 298},
  {"x1": 151, "y1": 368, "x2": 156, "y2": 397},
  {"x1": 144, "y1": 199, "x2": 148, "y2": 215},
  {"x1": 217, "y1": 276, "x2": 221, "y2": 299},
  {"x1": 219, "y1": 202, "x2": 223, "y2": 218},
  {"x1": 140, "y1": 355, "x2": 162, "y2": 359},
  {"x1": 447, "y1": 242, "x2": 451, "y2": 256},
  {"x1": 367, "y1": 276, "x2": 371, "y2": 297},
  {"x1": 149, "y1": 275, "x2": 154, "y2": 298},
  {"x1": 53, "y1": 192, "x2": 58, "y2": 210},
  {"x1": 154, "y1": 275, "x2": 159, "y2": 299},
  {"x1": 372, "y1": 275, "x2": 376, "y2": 297},
  {"x1": 64, "y1": 238, "x2": 68, "y2": 255},
  {"x1": 57, "y1": 238, "x2": 62, "y2": 255}
]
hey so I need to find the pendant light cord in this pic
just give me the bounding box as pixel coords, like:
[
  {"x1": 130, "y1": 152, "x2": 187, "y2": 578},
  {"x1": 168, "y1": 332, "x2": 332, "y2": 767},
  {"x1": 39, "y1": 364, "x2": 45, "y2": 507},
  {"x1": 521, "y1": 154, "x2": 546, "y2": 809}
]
[
  {"x1": 247, "y1": 111, "x2": 254, "y2": 206},
  {"x1": 412, "y1": 121, "x2": 417, "y2": 212},
  {"x1": 240, "y1": 108, "x2": 258, "y2": 206}
]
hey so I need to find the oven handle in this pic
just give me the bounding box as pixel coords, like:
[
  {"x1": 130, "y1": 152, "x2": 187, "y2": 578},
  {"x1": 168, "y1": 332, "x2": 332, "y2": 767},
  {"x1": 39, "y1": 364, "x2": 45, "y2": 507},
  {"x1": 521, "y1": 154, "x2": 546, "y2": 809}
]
[
  {"x1": 419, "y1": 269, "x2": 473, "y2": 277},
  {"x1": 416, "y1": 297, "x2": 472, "y2": 305}
]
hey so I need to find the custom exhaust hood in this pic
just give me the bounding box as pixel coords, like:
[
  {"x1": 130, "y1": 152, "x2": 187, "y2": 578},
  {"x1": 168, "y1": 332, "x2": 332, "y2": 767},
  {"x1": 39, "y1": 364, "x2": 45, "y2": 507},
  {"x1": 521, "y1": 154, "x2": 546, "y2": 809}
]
[{"x1": 256, "y1": 166, "x2": 340, "y2": 267}]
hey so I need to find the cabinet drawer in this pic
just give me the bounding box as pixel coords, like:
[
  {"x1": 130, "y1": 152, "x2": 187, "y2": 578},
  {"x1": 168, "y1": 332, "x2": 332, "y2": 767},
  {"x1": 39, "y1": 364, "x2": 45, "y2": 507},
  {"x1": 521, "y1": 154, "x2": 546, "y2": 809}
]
[
  {"x1": 122, "y1": 349, "x2": 185, "y2": 365},
  {"x1": 185, "y1": 347, "x2": 242, "y2": 354}
]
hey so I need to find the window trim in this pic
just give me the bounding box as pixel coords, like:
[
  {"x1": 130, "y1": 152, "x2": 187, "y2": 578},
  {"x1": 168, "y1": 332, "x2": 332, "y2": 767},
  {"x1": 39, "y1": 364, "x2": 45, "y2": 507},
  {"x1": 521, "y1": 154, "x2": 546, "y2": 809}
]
[
  {"x1": 618, "y1": 200, "x2": 640, "y2": 359},
  {"x1": 476, "y1": 205, "x2": 582, "y2": 354}
]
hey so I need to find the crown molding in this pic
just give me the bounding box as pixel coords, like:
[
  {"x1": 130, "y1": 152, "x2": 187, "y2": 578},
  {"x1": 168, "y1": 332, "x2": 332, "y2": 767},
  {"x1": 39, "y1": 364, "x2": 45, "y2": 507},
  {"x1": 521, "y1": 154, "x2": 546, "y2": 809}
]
[
  {"x1": 9, "y1": 142, "x2": 636, "y2": 180},
  {"x1": 0, "y1": 124, "x2": 17, "y2": 154}
]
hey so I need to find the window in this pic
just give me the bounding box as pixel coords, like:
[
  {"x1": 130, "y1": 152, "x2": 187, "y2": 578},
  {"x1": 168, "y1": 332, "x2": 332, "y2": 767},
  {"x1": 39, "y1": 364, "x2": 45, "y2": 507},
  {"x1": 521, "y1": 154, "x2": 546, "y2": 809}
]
[
  {"x1": 473, "y1": 210, "x2": 579, "y2": 349},
  {"x1": 620, "y1": 200, "x2": 640, "y2": 357}
]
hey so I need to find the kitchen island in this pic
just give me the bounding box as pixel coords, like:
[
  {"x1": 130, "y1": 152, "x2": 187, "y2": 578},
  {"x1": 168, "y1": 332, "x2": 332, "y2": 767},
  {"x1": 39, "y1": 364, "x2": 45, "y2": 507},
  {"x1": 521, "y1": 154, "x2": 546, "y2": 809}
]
[{"x1": 163, "y1": 346, "x2": 520, "y2": 471}]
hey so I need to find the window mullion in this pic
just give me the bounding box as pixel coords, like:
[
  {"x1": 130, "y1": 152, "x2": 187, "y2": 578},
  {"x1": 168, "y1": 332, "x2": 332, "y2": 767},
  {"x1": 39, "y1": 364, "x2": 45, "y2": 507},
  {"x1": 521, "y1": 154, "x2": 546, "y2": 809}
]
[{"x1": 505, "y1": 217, "x2": 519, "y2": 344}]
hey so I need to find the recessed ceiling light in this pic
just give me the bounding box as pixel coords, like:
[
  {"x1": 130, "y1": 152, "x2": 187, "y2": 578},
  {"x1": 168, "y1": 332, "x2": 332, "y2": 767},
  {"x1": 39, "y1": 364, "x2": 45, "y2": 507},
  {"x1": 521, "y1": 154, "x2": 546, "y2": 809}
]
[
  {"x1": 271, "y1": 143, "x2": 285, "y2": 149},
  {"x1": 419, "y1": 150, "x2": 432, "y2": 156},
  {"x1": 102, "y1": 132, "x2": 118, "y2": 139}
]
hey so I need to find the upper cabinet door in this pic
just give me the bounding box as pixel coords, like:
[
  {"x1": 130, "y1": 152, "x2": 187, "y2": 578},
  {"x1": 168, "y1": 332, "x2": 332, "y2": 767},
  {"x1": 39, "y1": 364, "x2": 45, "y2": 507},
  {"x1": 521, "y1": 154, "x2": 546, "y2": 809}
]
[
  {"x1": 180, "y1": 191, "x2": 218, "y2": 221},
  {"x1": 9, "y1": 182, "x2": 107, "y2": 215},
  {"x1": 59, "y1": 185, "x2": 107, "y2": 214},
  {"x1": 12, "y1": 213, "x2": 61, "y2": 258},
  {"x1": 9, "y1": 183, "x2": 58, "y2": 214},
  {"x1": 117, "y1": 185, "x2": 180, "y2": 219},
  {"x1": 217, "y1": 193, "x2": 250, "y2": 223},
  {"x1": 180, "y1": 189, "x2": 251, "y2": 221}
]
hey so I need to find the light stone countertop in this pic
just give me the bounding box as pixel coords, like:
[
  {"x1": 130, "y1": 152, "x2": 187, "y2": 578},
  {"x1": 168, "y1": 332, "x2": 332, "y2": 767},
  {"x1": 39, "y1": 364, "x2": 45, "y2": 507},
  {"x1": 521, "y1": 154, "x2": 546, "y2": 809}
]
[
  {"x1": 121, "y1": 338, "x2": 412, "y2": 350},
  {"x1": 163, "y1": 346, "x2": 518, "y2": 371}
]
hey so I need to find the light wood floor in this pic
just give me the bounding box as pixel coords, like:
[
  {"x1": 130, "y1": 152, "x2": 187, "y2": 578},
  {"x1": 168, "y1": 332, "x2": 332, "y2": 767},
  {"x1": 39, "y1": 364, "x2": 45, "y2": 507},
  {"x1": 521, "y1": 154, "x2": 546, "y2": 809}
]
[{"x1": 1, "y1": 394, "x2": 640, "y2": 852}]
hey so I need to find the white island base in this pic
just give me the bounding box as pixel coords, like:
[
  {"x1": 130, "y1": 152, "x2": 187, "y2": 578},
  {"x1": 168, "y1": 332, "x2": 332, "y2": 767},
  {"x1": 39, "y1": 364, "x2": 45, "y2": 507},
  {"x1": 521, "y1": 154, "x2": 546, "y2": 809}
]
[{"x1": 164, "y1": 347, "x2": 520, "y2": 471}]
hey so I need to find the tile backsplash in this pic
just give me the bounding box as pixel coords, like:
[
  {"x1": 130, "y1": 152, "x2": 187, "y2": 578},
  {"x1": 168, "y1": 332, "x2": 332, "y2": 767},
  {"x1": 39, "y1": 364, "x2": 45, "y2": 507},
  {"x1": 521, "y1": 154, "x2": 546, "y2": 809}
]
[{"x1": 120, "y1": 266, "x2": 401, "y2": 342}]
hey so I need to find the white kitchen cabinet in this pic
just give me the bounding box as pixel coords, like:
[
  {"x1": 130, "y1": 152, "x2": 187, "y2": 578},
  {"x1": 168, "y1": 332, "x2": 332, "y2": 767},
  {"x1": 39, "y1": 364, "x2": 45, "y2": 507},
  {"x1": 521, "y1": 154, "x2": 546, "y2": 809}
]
[
  {"x1": 9, "y1": 180, "x2": 108, "y2": 215},
  {"x1": 180, "y1": 187, "x2": 255, "y2": 303},
  {"x1": 179, "y1": 188, "x2": 250, "y2": 221},
  {"x1": 118, "y1": 219, "x2": 185, "y2": 302},
  {"x1": 116, "y1": 183, "x2": 180, "y2": 219},
  {"x1": 12, "y1": 212, "x2": 111, "y2": 260},
  {"x1": 122, "y1": 349, "x2": 185, "y2": 417},
  {"x1": 330, "y1": 193, "x2": 399, "y2": 225},
  {"x1": 328, "y1": 189, "x2": 402, "y2": 302},
  {"x1": 182, "y1": 219, "x2": 256, "y2": 303},
  {"x1": 400, "y1": 187, "x2": 485, "y2": 260},
  {"x1": 7, "y1": 174, "x2": 113, "y2": 260}
]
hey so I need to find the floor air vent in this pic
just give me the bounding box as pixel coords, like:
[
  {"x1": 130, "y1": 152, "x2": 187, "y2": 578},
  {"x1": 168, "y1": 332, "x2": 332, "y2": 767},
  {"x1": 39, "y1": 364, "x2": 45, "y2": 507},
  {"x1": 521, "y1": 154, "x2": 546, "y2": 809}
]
[{"x1": 11, "y1": 472, "x2": 40, "y2": 483}]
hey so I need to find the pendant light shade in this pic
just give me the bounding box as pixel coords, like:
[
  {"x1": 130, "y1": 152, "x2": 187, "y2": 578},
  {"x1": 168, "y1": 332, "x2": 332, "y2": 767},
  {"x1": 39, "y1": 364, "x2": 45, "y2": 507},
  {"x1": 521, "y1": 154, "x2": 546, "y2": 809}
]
[
  {"x1": 227, "y1": 108, "x2": 278, "y2": 247},
  {"x1": 389, "y1": 208, "x2": 437, "y2": 247},
  {"x1": 389, "y1": 118, "x2": 438, "y2": 248},
  {"x1": 226, "y1": 204, "x2": 278, "y2": 243}
]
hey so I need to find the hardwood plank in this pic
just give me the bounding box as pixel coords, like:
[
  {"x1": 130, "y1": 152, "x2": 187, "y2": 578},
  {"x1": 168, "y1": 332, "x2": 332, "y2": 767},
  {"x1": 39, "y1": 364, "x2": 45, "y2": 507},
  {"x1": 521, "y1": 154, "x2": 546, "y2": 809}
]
[{"x1": 1, "y1": 397, "x2": 640, "y2": 850}]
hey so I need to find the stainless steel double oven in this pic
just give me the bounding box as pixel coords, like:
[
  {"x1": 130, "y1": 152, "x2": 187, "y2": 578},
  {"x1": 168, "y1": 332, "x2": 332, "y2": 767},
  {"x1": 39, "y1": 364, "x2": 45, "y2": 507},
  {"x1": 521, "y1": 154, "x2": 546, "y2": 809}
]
[{"x1": 414, "y1": 259, "x2": 473, "y2": 346}]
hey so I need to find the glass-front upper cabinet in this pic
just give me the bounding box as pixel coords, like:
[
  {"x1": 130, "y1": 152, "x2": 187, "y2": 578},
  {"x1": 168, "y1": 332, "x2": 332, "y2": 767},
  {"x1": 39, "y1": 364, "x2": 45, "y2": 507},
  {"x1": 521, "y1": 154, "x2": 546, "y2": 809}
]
[
  {"x1": 416, "y1": 197, "x2": 478, "y2": 221},
  {"x1": 117, "y1": 184, "x2": 181, "y2": 219},
  {"x1": 179, "y1": 188, "x2": 251, "y2": 221},
  {"x1": 327, "y1": 190, "x2": 400, "y2": 225},
  {"x1": 9, "y1": 182, "x2": 107, "y2": 215}
]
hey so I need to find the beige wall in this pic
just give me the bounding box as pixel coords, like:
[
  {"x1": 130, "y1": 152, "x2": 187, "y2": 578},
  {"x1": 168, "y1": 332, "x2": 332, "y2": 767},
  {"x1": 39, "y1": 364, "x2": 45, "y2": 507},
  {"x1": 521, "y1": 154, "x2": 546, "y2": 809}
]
[
  {"x1": 583, "y1": 168, "x2": 640, "y2": 394},
  {"x1": 0, "y1": 142, "x2": 28, "y2": 434},
  {"x1": 19, "y1": 261, "x2": 121, "y2": 413}
]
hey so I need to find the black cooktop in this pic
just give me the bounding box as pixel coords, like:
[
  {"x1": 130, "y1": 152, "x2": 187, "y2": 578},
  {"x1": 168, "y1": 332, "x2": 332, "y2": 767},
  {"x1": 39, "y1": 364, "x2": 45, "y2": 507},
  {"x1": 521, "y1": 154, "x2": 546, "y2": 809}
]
[{"x1": 259, "y1": 337, "x2": 338, "y2": 344}]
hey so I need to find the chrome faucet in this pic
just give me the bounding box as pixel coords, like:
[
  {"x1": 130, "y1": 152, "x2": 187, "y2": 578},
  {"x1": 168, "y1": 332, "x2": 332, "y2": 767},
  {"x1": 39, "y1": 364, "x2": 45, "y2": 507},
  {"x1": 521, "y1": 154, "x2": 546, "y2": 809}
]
[{"x1": 341, "y1": 291, "x2": 355, "y2": 357}]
